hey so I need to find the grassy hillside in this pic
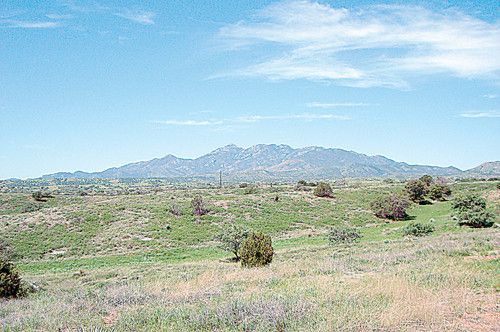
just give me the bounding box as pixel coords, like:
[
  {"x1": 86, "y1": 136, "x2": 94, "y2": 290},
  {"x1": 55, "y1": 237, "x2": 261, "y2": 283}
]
[{"x1": 0, "y1": 180, "x2": 498, "y2": 331}]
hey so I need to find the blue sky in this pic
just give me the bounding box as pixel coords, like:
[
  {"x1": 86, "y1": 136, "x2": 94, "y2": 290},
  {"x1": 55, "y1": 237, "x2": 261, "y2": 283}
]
[{"x1": 1, "y1": 0, "x2": 499, "y2": 179}]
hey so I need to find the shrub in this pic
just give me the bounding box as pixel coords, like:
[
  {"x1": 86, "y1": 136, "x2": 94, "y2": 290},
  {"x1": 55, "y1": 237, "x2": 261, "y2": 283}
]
[
  {"x1": 451, "y1": 194, "x2": 494, "y2": 228},
  {"x1": 0, "y1": 244, "x2": 24, "y2": 298},
  {"x1": 371, "y1": 194, "x2": 411, "y2": 220},
  {"x1": 419, "y1": 175, "x2": 433, "y2": 187},
  {"x1": 20, "y1": 202, "x2": 41, "y2": 213},
  {"x1": 31, "y1": 191, "x2": 53, "y2": 202},
  {"x1": 169, "y1": 202, "x2": 181, "y2": 217},
  {"x1": 428, "y1": 183, "x2": 452, "y2": 201},
  {"x1": 216, "y1": 224, "x2": 250, "y2": 261},
  {"x1": 405, "y1": 180, "x2": 428, "y2": 203},
  {"x1": 243, "y1": 186, "x2": 258, "y2": 195},
  {"x1": 297, "y1": 180, "x2": 307, "y2": 186},
  {"x1": 239, "y1": 183, "x2": 249, "y2": 188},
  {"x1": 191, "y1": 195, "x2": 208, "y2": 216},
  {"x1": 239, "y1": 232, "x2": 274, "y2": 268},
  {"x1": 314, "y1": 182, "x2": 333, "y2": 198},
  {"x1": 328, "y1": 226, "x2": 361, "y2": 244},
  {"x1": 402, "y1": 222, "x2": 434, "y2": 236}
]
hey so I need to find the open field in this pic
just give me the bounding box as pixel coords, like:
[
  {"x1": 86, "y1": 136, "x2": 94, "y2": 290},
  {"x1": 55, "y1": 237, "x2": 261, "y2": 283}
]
[{"x1": 0, "y1": 179, "x2": 499, "y2": 331}]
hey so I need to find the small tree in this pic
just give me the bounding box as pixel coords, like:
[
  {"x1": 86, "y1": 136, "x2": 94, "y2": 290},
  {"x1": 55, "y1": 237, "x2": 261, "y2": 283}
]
[
  {"x1": 428, "y1": 183, "x2": 452, "y2": 201},
  {"x1": 0, "y1": 242, "x2": 24, "y2": 298},
  {"x1": 314, "y1": 182, "x2": 334, "y2": 198},
  {"x1": 419, "y1": 175, "x2": 433, "y2": 187},
  {"x1": 239, "y1": 232, "x2": 274, "y2": 268},
  {"x1": 451, "y1": 194, "x2": 494, "y2": 228},
  {"x1": 216, "y1": 224, "x2": 250, "y2": 261},
  {"x1": 405, "y1": 180, "x2": 428, "y2": 203},
  {"x1": 191, "y1": 195, "x2": 208, "y2": 216},
  {"x1": 371, "y1": 194, "x2": 411, "y2": 220}
]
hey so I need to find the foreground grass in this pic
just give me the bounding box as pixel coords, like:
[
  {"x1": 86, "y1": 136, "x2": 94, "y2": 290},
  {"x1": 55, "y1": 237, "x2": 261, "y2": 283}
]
[{"x1": 1, "y1": 230, "x2": 498, "y2": 331}]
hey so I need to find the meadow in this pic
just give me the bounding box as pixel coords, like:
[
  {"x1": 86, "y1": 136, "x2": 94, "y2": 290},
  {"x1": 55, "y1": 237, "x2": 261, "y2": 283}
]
[{"x1": 0, "y1": 179, "x2": 498, "y2": 331}]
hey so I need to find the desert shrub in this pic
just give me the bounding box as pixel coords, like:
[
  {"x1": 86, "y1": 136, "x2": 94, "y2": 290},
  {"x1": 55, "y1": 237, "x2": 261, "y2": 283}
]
[
  {"x1": 402, "y1": 222, "x2": 434, "y2": 236},
  {"x1": 0, "y1": 244, "x2": 24, "y2": 298},
  {"x1": 191, "y1": 195, "x2": 208, "y2": 216},
  {"x1": 497, "y1": 182, "x2": 500, "y2": 189},
  {"x1": 328, "y1": 226, "x2": 361, "y2": 244},
  {"x1": 314, "y1": 182, "x2": 333, "y2": 198},
  {"x1": 20, "y1": 202, "x2": 41, "y2": 213},
  {"x1": 371, "y1": 194, "x2": 411, "y2": 220},
  {"x1": 31, "y1": 191, "x2": 53, "y2": 202},
  {"x1": 239, "y1": 232, "x2": 274, "y2": 268},
  {"x1": 451, "y1": 194, "x2": 494, "y2": 228},
  {"x1": 239, "y1": 183, "x2": 249, "y2": 188},
  {"x1": 243, "y1": 186, "x2": 258, "y2": 195},
  {"x1": 428, "y1": 183, "x2": 452, "y2": 201},
  {"x1": 216, "y1": 224, "x2": 250, "y2": 261},
  {"x1": 405, "y1": 180, "x2": 428, "y2": 203},
  {"x1": 169, "y1": 202, "x2": 181, "y2": 217},
  {"x1": 297, "y1": 180, "x2": 307, "y2": 186},
  {"x1": 419, "y1": 175, "x2": 433, "y2": 187}
]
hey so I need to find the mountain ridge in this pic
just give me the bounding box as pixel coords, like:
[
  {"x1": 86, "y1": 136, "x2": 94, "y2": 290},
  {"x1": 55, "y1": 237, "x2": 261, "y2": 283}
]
[{"x1": 41, "y1": 144, "x2": 498, "y2": 181}]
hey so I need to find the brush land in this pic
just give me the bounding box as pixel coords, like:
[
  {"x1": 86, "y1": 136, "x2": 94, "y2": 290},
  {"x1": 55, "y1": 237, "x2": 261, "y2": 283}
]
[{"x1": 0, "y1": 179, "x2": 499, "y2": 331}]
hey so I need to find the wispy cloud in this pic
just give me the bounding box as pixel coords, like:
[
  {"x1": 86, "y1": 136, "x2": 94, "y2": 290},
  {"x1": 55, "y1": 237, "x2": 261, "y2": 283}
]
[
  {"x1": 46, "y1": 13, "x2": 73, "y2": 20},
  {"x1": 307, "y1": 102, "x2": 373, "y2": 108},
  {"x1": 459, "y1": 111, "x2": 500, "y2": 118},
  {"x1": 116, "y1": 9, "x2": 155, "y2": 25},
  {"x1": 154, "y1": 113, "x2": 350, "y2": 127},
  {"x1": 218, "y1": 1, "x2": 500, "y2": 88},
  {"x1": 0, "y1": 19, "x2": 60, "y2": 28},
  {"x1": 482, "y1": 94, "x2": 498, "y2": 99}
]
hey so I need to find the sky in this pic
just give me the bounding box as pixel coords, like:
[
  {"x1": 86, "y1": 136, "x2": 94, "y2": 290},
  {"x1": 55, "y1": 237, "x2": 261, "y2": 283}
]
[{"x1": 1, "y1": 0, "x2": 499, "y2": 179}]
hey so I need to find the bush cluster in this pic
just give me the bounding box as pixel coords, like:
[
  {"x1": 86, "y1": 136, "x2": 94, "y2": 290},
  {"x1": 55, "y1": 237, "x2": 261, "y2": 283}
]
[
  {"x1": 239, "y1": 232, "x2": 274, "y2": 268},
  {"x1": 405, "y1": 175, "x2": 452, "y2": 203},
  {"x1": 328, "y1": 226, "x2": 361, "y2": 244},
  {"x1": 216, "y1": 224, "x2": 250, "y2": 261},
  {"x1": 191, "y1": 195, "x2": 208, "y2": 216}
]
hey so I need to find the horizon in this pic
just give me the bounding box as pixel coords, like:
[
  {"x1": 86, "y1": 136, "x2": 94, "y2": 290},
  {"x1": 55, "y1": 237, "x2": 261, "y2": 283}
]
[{"x1": 1, "y1": 0, "x2": 499, "y2": 179}]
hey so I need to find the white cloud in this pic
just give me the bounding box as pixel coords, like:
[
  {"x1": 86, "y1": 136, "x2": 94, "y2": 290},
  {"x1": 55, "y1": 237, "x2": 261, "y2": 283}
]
[
  {"x1": 307, "y1": 102, "x2": 372, "y2": 108},
  {"x1": 459, "y1": 111, "x2": 500, "y2": 118},
  {"x1": 482, "y1": 94, "x2": 498, "y2": 99},
  {"x1": 154, "y1": 113, "x2": 350, "y2": 126},
  {"x1": 116, "y1": 9, "x2": 155, "y2": 25},
  {"x1": 218, "y1": 1, "x2": 500, "y2": 88},
  {"x1": 46, "y1": 13, "x2": 73, "y2": 20},
  {"x1": 0, "y1": 19, "x2": 60, "y2": 28}
]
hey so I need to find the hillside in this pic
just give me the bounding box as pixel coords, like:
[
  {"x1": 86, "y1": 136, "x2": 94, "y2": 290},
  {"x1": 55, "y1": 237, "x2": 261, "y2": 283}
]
[
  {"x1": 42, "y1": 144, "x2": 466, "y2": 180},
  {"x1": 463, "y1": 161, "x2": 500, "y2": 177}
]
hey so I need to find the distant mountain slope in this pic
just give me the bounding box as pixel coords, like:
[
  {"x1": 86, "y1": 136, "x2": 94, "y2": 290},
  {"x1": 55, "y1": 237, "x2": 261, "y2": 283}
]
[
  {"x1": 463, "y1": 161, "x2": 500, "y2": 177},
  {"x1": 41, "y1": 144, "x2": 478, "y2": 181}
]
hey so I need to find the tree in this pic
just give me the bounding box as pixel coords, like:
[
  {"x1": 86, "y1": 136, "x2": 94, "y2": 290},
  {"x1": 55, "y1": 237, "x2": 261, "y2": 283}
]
[
  {"x1": 419, "y1": 175, "x2": 433, "y2": 187},
  {"x1": 314, "y1": 182, "x2": 334, "y2": 198},
  {"x1": 191, "y1": 195, "x2": 208, "y2": 216},
  {"x1": 451, "y1": 194, "x2": 494, "y2": 228},
  {"x1": 428, "y1": 183, "x2": 452, "y2": 201},
  {"x1": 405, "y1": 180, "x2": 428, "y2": 203},
  {"x1": 239, "y1": 232, "x2": 274, "y2": 267},
  {"x1": 0, "y1": 241, "x2": 24, "y2": 298},
  {"x1": 216, "y1": 224, "x2": 250, "y2": 261},
  {"x1": 371, "y1": 194, "x2": 411, "y2": 220}
]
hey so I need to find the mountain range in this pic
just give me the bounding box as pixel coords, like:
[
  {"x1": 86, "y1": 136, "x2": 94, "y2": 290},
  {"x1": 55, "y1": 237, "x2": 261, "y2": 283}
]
[{"x1": 42, "y1": 144, "x2": 499, "y2": 181}]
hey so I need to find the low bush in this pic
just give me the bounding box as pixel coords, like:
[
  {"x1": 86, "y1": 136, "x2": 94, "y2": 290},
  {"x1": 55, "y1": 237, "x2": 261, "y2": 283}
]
[
  {"x1": 371, "y1": 194, "x2": 411, "y2": 220},
  {"x1": 243, "y1": 186, "x2": 258, "y2": 195},
  {"x1": 328, "y1": 226, "x2": 361, "y2": 244},
  {"x1": 451, "y1": 194, "x2": 494, "y2": 228},
  {"x1": 428, "y1": 183, "x2": 452, "y2": 201},
  {"x1": 405, "y1": 180, "x2": 428, "y2": 203},
  {"x1": 314, "y1": 182, "x2": 333, "y2": 198},
  {"x1": 402, "y1": 222, "x2": 434, "y2": 237},
  {"x1": 0, "y1": 243, "x2": 25, "y2": 298},
  {"x1": 239, "y1": 232, "x2": 274, "y2": 268},
  {"x1": 191, "y1": 195, "x2": 208, "y2": 216}
]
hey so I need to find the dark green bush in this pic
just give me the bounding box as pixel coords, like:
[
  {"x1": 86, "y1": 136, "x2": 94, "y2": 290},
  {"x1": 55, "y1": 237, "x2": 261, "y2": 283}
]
[
  {"x1": 239, "y1": 232, "x2": 274, "y2": 268},
  {"x1": 371, "y1": 194, "x2": 411, "y2": 220},
  {"x1": 0, "y1": 243, "x2": 24, "y2": 298},
  {"x1": 428, "y1": 183, "x2": 452, "y2": 201},
  {"x1": 314, "y1": 182, "x2": 333, "y2": 198},
  {"x1": 451, "y1": 194, "x2": 494, "y2": 228},
  {"x1": 243, "y1": 186, "x2": 258, "y2": 195},
  {"x1": 402, "y1": 222, "x2": 434, "y2": 236},
  {"x1": 405, "y1": 180, "x2": 428, "y2": 203},
  {"x1": 328, "y1": 226, "x2": 361, "y2": 244},
  {"x1": 419, "y1": 175, "x2": 433, "y2": 187},
  {"x1": 216, "y1": 224, "x2": 250, "y2": 261}
]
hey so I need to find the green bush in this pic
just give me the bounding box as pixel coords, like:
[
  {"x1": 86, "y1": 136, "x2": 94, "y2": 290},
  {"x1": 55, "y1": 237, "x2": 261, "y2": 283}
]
[
  {"x1": 314, "y1": 182, "x2": 333, "y2": 198},
  {"x1": 371, "y1": 194, "x2": 411, "y2": 220},
  {"x1": 451, "y1": 194, "x2": 494, "y2": 228},
  {"x1": 216, "y1": 224, "x2": 250, "y2": 261},
  {"x1": 428, "y1": 183, "x2": 452, "y2": 201},
  {"x1": 0, "y1": 244, "x2": 24, "y2": 298},
  {"x1": 402, "y1": 222, "x2": 434, "y2": 236},
  {"x1": 328, "y1": 226, "x2": 361, "y2": 244},
  {"x1": 239, "y1": 232, "x2": 274, "y2": 268},
  {"x1": 243, "y1": 186, "x2": 258, "y2": 195},
  {"x1": 405, "y1": 180, "x2": 428, "y2": 203},
  {"x1": 419, "y1": 175, "x2": 433, "y2": 187}
]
